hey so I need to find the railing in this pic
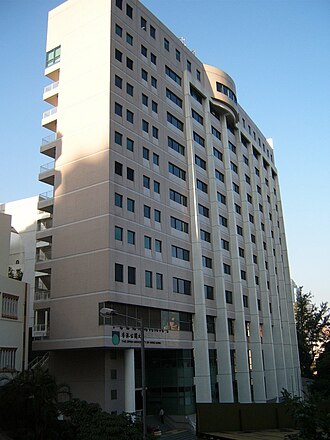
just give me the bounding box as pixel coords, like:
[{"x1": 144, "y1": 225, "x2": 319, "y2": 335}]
[
  {"x1": 39, "y1": 190, "x2": 54, "y2": 202},
  {"x1": 41, "y1": 133, "x2": 62, "y2": 145},
  {"x1": 42, "y1": 107, "x2": 57, "y2": 119},
  {"x1": 44, "y1": 81, "x2": 59, "y2": 94},
  {"x1": 36, "y1": 248, "x2": 52, "y2": 262},
  {"x1": 40, "y1": 161, "x2": 55, "y2": 173},
  {"x1": 32, "y1": 324, "x2": 49, "y2": 338},
  {"x1": 37, "y1": 217, "x2": 53, "y2": 231},
  {"x1": 34, "y1": 289, "x2": 51, "y2": 301}
]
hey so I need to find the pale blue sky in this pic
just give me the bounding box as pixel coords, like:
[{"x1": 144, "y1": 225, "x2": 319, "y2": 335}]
[{"x1": 0, "y1": 0, "x2": 329, "y2": 304}]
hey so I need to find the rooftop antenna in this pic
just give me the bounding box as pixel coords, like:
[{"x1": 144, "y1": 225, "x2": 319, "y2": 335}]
[{"x1": 179, "y1": 36, "x2": 186, "y2": 46}]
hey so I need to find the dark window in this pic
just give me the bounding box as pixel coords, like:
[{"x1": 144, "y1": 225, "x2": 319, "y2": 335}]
[
  {"x1": 127, "y1": 198, "x2": 135, "y2": 212},
  {"x1": 151, "y1": 53, "x2": 157, "y2": 65},
  {"x1": 212, "y1": 126, "x2": 221, "y2": 140},
  {"x1": 126, "y1": 33, "x2": 133, "y2": 45},
  {"x1": 170, "y1": 189, "x2": 187, "y2": 206},
  {"x1": 126, "y1": 3, "x2": 133, "y2": 18},
  {"x1": 239, "y1": 247, "x2": 245, "y2": 257},
  {"x1": 153, "y1": 153, "x2": 159, "y2": 166},
  {"x1": 141, "y1": 69, "x2": 148, "y2": 81},
  {"x1": 220, "y1": 215, "x2": 228, "y2": 227},
  {"x1": 115, "y1": 102, "x2": 122, "y2": 116},
  {"x1": 197, "y1": 179, "x2": 208, "y2": 193},
  {"x1": 126, "y1": 109, "x2": 134, "y2": 123},
  {"x1": 204, "y1": 285, "x2": 214, "y2": 300},
  {"x1": 195, "y1": 155, "x2": 206, "y2": 169},
  {"x1": 196, "y1": 69, "x2": 201, "y2": 81},
  {"x1": 192, "y1": 109, "x2": 203, "y2": 125},
  {"x1": 171, "y1": 216, "x2": 189, "y2": 233},
  {"x1": 216, "y1": 82, "x2": 237, "y2": 104},
  {"x1": 150, "y1": 25, "x2": 156, "y2": 39},
  {"x1": 127, "y1": 138, "x2": 134, "y2": 151},
  {"x1": 193, "y1": 131, "x2": 205, "y2": 147},
  {"x1": 200, "y1": 229, "x2": 211, "y2": 242},
  {"x1": 225, "y1": 290, "x2": 233, "y2": 304},
  {"x1": 152, "y1": 126, "x2": 158, "y2": 139},
  {"x1": 144, "y1": 205, "x2": 151, "y2": 218},
  {"x1": 144, "y1": 235, "x2": 152, "y2": 249},
  {"x1": 215, "y1": 169, "x2": 224, "y2": 182},
  {"x1": 217, "y1": 192, "x2": 226, "y2": 204},
  {"x1": 190, "y1": 85, "x2": 203, "y2": 104},
  {"x1": 151, "y1": 76, "x2": 157, "y2": 88},
  {"x1": 128, "y1": 266, "x2": 136, "y2": 284},
  {"x1": 127, "y1": 167, "x2": 134, "y2": 181},
  {"x1": 115, "y1": 131, "x2": 122, "y2": 145},
  {"x1": 116, "y1": 0, "x2": 122, "y2": 9},
  {"x1": 166, "y1": 88, "x2": 182, "y2": 107},
  {"x1": 154, "y1": 209, "x2": 161, "y2": 223},
  {"x1": 165, "y1": 66, "x2": 181, "y2": 85},
  {"x1": 221, "y1": 239, "x2": 229, "y2": 251},
  {"x1": 115, "y1": 161, "x2": 123, "y2": 176},
  {"x1": 143, "y1": 175, "x2": 150, "y2": 189},
  {"x1": 142, "y1": 120, "x2": 149, "y2": 133},
  {"x1": 152, "y1": 101, "x2": 158, "y2": 113},
  {"x1": 175, "y1": 49, "x2": 181, "y2": 61},
  {"x1": 241, "y1": 271, "x2": 247, "y2": 281},
  {"x1": 154, "y1": 181, "x2": 160, "y2": 193},
  {"x1": 235, "y1": 204, "x2": 241, "y2": 214},
  {"x1": 172, "y1": 245, "x2": 190, "y2": 261},
  {"x1": 167, "y1": 112, "x2": 184, "y2": 131},
  {"x1": 173, "y1": 277, "x2": 191, "y2": 295},
  {"x1": 202, "y1": 256, "x2": 212, "y2": 268},
  {"x1": 115, "y1": 24, "x2": 123, "y2": 37},
  {"x1": 142, "y1": 94, "x2": 148, "y2": 106},
  {"x1": 198, "y1": 204, "x2": 209, "y2": 217},
  {"x1": 46, "y1": 45, "x2": 61, "y2": 67},
  {"x1": 169, "y1": 162, "x2": 186, "y2": 180},
  {"x1": 229, "y1": 141, "x2": 236, "y2": 154},
  {"x1": 168, "y1": 137, "x2": 185, "y2": 155},
  {"x1": 115, "y1": 226, "x2": 123, "y2": 241},
  {"x1": 145, "y1": 270, "x2": 152, "y2": 288},
  {"x1": 223, "y1": 263, "x2": 231, "y2": 275},
  {"x1": 187, "y1": 60, "x2": 191, "y2": 72},
  {"x1": 141, "y1": 45, "x2": 147, "y2": 57},
  {"x1": 115, "y1": 75, "x2": 122, "y2": 89},
  {"x1": 126, "y1": 57, "x2": 133, "y2": 70},
  {"x1": 141, "y1": 17, "x2": 147, "y2": 30},
  {"x1": 243, "y1": 294, "x2": 249, "y2": 307},
  {"x1": 237, "y1": 225, "x2": 243, "y2": 236},
  {"x1": 115, "y1": 193, "x2": 123, "y2": 207},
  {"x1": 115, "y1": 263, "x2": 123, "y2": 282},
  {"x1": 231, "y1": 162, "x2": 238, "y2": 173},
  {"x1": 156, "y1": 273, "x2": 163, "y2": 290},
  {"x1": 233, "y1": 183, "x2": 240, "y2": 194},
  {"x1": 115, "y1": 49, "x2": 122, "y2": 62},
  {"x1": 127, "y1": 230, "x2": 135, "y2": 244},
  {"x1": 126, "y1": 83, "x2": 134, "y2": 96},
  {"x1": 164, "y1": 38, "x2": 169, "y2": 51}
]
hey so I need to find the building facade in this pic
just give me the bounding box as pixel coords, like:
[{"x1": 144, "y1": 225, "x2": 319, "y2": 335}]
[
  {"x1": 33, "y1": 0, "x2": 301, "y2": 415},
  {"x1": 0, "y1": 213, "x2": 29, "y2": 376}
]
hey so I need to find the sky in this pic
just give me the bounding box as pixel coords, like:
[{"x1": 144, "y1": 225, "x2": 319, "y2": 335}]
[{"x1": 0, "y1": 0, "x2": 329, "y2": 305}]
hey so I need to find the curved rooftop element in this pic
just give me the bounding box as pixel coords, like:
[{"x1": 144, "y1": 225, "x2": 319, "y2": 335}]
[{"x1": 203, "y1": 64, "x2": 238, "y2": 121}]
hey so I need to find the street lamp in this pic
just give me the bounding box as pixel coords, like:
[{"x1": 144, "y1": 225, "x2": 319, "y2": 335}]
[{"x1": 99, "y1": 307, "x2": 147, "y2": 440}]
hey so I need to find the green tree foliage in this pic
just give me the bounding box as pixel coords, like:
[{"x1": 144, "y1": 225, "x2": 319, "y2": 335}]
[
  {"x1": 60, "y1": 399, "x2": 145, "y2": 440},
  {"x1": 312, "y1": 341, "x2": 330, "y2": 399},
  {"x1": 0, "y1": 368, "x2": 72, "y2": 440},
  {"x1": 8, "y1": 267, "x2": 23, "y2": 280},
  {"x1": 282, "y1": 390, "x2": 330, "y2": 440},
  {"x1": 295, "y1": 289, "x2": 330, "y2": 378}
]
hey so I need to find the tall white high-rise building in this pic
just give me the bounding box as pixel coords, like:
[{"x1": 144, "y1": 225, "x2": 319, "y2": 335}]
[{"x1": 33, "y1": 0, "x2": 301, "y2": 415}]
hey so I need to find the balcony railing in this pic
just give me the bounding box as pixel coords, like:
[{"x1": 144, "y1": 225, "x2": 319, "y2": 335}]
[
  {"x1": 44, "y1": 81, "x2": 59, "y2": 94},
  {"x1": 32, "y1": 324, "x2": 49, "y2": 338},
  {"x1": 36, "y1": 249, "x2": 52, "y2": 262},
  {"x1": 40, "y1": 161, "x2": 55, "y2": 173},
  {"x1": 35, "y1": 289, "x2": 51, "y2": 301},
  {"x1": 42, "y1": 107, "x2": 57, "y2": 119},
  {"x1": 37, "y1": 217, "x2": 53, "y2": 231},
  {"x1": 39, "y1": 190, "x2": 54, "y2": 202},
  {"x1": 41, "y1": 133, "x2": 62, "y2": 145}
]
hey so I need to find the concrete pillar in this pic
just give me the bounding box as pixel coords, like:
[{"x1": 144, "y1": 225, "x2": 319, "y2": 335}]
[{"x1": 124, "y1": 349, "x2": 135, "y2": 412}]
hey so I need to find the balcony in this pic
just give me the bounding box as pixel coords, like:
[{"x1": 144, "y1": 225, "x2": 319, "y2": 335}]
[
  {"x1": 36, "y1": 247, "x2": 52, "y2": 263},
  {"x1": 40, "y1": 133, "x2": 61, "y2": 159},
  {"x1": 42, "y1": 107, "x2": 57, "y2": 132},
  {"x1": 43, "y1": 81, "x2": 59, "y2": 106},
  {"x1": 35, "y1": 289, "x2": 51, "y2": 301},
  {"x1": 32, "y1": 323, "x2": 49, "y2": 339},
  {"x1": 38, "y1": 190, "x2": 54, "y2": 214},
  {"x1": 39, "y1": 160, "x2": 55, "y2": 186},
  {"x1": 37, "y1": 216, "x2": 53, "y2": 232}
]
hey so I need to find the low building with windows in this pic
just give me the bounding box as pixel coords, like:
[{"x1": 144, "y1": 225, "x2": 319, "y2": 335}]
[
  {"x1": 32, "y1": 0, "x2": 301, "y2": 416},
  {"x1": 0, "y1": 213, "x2": 29, "y2": 376}
]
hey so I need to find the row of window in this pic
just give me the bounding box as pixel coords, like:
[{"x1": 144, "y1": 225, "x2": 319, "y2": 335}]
[{"x1": 114, "y1": 263, "x2": 163, "y2": 289}]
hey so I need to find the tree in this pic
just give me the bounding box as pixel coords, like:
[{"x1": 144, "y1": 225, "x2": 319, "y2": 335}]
[
  {"x1": 295, "y1": 288, "x2": 330, "y2": 378},
  {"x1": 312, "y1": 341, "x2": 330, "y2": 399},
  {"x1": 0, "y1": 367, "x2": 72, "y2": 440}
]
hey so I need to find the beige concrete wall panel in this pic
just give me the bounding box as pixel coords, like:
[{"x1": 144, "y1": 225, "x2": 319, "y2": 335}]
[
  {"x1": 54, "y1": 183, "x2": 109, "y2": 226},
  {"x1": 51, "y1": 251, "x2": 109, "y2": 298},
  {"x1": 55, "y1": 150, "x2": 109, "y2": 195},
  {"x1": 52, "y1": 216, "x2": 109, "y2": 258}
]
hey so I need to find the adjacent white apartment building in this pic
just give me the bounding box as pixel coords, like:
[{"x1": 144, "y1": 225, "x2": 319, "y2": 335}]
[
  {"x1": 0, "y1": 213, "x2": 29, "y2": 376},
  {"x1": 33, "y1": 0, "x2": 301, "y2": 415}
]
